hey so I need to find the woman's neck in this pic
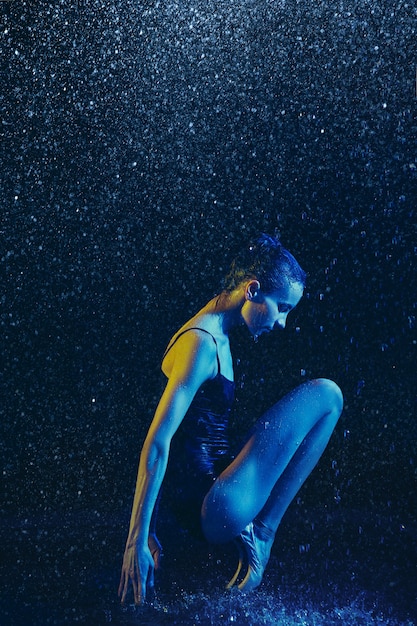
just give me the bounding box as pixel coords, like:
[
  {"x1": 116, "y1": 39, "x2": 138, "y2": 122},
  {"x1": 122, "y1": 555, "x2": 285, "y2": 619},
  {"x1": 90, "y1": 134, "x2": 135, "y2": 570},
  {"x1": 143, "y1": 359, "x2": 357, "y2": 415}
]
[{"x1": 210, "y1": 289, "x2": 245, "y2": 335}]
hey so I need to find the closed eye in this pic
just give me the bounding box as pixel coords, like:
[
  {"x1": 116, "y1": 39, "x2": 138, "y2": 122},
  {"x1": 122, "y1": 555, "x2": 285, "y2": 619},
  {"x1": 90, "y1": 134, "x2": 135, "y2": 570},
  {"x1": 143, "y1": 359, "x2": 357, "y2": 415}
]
[{"x1": 278, "y1": 303, "x2": 292, "y2": 313}]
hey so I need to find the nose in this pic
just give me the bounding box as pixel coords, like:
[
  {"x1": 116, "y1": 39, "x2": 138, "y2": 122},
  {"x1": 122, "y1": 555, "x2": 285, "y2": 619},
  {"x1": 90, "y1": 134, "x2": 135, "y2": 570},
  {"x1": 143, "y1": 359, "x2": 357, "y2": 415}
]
[{"x1": 274, "y1": 315, "x2": 287, "y2": 329}]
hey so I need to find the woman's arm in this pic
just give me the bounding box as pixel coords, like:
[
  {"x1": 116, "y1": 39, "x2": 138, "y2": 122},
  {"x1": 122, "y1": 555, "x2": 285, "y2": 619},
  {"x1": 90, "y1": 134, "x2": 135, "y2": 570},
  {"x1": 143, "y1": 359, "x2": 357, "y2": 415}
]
[{"x1": 118, "y1": 330, "x2": 217, "y2": 604}]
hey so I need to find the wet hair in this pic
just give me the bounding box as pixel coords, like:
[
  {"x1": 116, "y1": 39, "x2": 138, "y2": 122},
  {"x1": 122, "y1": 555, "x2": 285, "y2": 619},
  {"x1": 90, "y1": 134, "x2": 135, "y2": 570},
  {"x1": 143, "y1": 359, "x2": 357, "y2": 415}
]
[{"x1": 223, "y1": 233, "x2": 306, "y2": 293}]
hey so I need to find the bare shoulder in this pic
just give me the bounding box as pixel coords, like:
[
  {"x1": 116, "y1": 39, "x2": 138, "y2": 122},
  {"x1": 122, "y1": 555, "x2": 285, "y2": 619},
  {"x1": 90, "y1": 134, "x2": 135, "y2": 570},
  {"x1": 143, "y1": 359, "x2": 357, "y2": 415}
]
[{"x1": 161, "y1": 326, "x2": 217, "y2": 380}]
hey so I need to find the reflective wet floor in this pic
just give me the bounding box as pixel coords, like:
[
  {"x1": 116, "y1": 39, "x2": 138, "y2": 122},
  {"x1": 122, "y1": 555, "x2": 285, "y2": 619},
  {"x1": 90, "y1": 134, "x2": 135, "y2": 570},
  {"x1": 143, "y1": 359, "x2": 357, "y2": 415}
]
[{"x1": 1, "y1": 506, "x2": 415, "y2": 625}]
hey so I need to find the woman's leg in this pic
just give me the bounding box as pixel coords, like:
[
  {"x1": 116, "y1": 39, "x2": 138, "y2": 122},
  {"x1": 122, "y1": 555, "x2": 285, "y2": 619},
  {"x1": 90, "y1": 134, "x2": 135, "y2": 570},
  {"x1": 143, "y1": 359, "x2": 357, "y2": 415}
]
[
  {"x1": 228, "y1": 406, "x2": 344, "y2": 591},
  {"x1": 201, "y1": 378, "x2": 343, "y2": 543}
]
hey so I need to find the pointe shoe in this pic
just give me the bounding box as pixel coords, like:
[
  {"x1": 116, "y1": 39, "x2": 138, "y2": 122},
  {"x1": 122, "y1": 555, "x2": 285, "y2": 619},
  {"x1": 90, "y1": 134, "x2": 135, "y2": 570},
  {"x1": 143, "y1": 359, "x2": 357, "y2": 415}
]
[
  {"x1": 227, "y1": 521, "x2": 275, "y2": 592},
  {"x1": 226, "y1": 539, "x2": 245, "y2": 589}
]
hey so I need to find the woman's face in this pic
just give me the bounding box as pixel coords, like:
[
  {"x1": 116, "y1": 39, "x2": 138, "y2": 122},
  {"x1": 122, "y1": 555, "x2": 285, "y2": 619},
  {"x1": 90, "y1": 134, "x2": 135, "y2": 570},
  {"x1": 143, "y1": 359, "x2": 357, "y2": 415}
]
[{"x1": 241, "y1": 280, "x2": 304, "y2": 339}]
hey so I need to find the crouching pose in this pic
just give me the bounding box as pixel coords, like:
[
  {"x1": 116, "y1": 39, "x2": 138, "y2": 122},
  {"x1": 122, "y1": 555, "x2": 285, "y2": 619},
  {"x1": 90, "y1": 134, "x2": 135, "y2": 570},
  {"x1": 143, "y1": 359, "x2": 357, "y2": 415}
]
[{"x1": 119, "y1": 234, "x2": 343, "y2": 604}]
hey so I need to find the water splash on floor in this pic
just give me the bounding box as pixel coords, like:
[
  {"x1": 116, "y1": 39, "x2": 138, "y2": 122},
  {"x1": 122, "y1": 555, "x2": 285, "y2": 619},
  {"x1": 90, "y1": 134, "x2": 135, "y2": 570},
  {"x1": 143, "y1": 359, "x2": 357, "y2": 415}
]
[{"x1": 112, "y1": 589, "x2": 415, "y2": 626}]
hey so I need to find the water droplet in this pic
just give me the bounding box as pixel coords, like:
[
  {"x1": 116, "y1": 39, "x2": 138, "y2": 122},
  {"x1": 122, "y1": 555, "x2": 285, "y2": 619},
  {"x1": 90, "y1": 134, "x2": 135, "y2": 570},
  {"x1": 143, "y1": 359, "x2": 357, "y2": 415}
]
[{"x1": 355, "y1": 380, "x2": 365, "y2": 395}]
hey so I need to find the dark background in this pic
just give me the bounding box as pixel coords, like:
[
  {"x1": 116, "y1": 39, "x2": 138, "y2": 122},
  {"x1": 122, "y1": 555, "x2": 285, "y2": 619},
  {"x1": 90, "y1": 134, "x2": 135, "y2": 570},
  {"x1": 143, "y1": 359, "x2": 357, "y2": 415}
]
[{"x1": 1, "y1": 0, "x2": 416, "y2": 624}]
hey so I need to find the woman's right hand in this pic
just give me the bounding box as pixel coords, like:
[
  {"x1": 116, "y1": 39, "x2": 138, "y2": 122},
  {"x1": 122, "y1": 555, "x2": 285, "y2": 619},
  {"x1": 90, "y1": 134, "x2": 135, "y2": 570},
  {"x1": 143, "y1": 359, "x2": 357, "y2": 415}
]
[{"x1": 118, "y1": 540, "x2": 155, "y2": 605}]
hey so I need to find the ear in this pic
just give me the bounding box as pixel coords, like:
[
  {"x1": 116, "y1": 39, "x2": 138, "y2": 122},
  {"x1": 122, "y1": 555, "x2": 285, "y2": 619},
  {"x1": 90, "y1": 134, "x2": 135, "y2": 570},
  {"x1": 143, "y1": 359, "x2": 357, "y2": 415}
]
[{"x1": 246, "y1": 280, "x2": 261, "y2": 301}]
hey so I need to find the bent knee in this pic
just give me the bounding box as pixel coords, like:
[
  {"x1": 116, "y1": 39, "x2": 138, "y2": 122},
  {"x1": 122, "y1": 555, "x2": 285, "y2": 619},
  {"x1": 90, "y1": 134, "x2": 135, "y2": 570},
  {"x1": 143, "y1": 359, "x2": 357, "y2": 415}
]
[{"x1": 312, "y1": 378, "x2": 343, "y2": 416}]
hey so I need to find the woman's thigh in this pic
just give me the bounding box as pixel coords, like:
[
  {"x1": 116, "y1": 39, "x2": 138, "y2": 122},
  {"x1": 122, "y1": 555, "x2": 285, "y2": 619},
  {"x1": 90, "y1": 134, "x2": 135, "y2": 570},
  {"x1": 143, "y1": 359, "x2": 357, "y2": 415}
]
[{"x1": 201, "y1": 378, "x2": 342, "y2": 542}]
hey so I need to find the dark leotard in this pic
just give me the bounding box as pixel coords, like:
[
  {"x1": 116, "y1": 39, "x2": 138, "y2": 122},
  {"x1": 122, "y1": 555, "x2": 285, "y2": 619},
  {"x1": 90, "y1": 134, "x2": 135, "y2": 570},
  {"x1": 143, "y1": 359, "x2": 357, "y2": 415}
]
[{"x1": 162, "y1": 327, "x2": 235, "y2": 535}]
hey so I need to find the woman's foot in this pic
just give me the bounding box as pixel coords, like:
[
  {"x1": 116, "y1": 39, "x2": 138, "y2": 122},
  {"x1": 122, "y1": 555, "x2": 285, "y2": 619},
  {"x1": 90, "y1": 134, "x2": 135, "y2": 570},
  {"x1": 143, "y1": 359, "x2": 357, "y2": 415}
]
[
  {"x1": 226, "y1": 520, "x2": 275, "y2": 592},
  {"x1": 225, "y1": 539, "x2": 245, "y2": 589}
]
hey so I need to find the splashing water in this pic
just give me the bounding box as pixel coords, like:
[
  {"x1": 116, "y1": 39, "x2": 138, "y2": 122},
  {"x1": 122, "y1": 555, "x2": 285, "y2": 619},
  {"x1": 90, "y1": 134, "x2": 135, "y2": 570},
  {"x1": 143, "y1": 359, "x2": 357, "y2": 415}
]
[{"x1": 112, "y1": 590, "x2": 415, "y2": 626}]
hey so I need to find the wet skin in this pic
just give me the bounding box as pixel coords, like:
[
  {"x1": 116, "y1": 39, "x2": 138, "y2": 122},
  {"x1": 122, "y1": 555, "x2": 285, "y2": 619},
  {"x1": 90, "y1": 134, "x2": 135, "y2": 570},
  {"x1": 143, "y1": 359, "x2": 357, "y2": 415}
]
[{"x1": 119, "y1": 279, "x2": 343, "y2": 603}]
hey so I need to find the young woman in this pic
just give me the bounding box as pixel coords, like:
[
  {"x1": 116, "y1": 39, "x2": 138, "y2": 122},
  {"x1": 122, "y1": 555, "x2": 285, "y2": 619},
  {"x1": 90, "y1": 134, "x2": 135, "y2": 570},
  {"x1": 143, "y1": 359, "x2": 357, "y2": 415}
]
[{"x1": 119, "y1": 234, "x2": 343, "y2": 604}]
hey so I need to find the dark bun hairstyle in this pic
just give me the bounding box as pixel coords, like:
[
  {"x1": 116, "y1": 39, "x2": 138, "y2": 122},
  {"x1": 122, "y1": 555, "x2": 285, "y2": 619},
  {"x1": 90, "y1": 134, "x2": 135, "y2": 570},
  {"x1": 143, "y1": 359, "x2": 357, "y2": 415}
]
[{"x1": 223, "y1": 233, "x2": 306, "y2": 293}]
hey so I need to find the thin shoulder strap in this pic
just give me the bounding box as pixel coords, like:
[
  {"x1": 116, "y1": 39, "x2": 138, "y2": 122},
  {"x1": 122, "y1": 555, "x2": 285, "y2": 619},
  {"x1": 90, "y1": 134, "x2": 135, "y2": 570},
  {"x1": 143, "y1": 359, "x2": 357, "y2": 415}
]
[{"x1": 163, "y1": 327, "x2": 221, "y2": 375}]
